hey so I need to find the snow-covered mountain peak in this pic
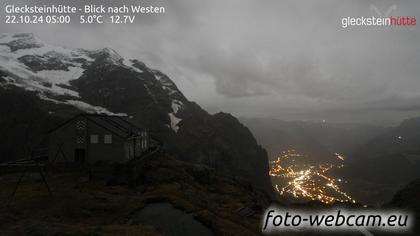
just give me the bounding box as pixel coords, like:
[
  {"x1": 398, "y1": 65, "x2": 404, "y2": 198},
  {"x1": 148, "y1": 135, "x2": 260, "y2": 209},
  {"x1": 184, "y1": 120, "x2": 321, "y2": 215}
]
[
  {"x1": 0, "y1": 33, "x2": 123, "y2": 115},
  {"x1": 0, "y1": 33, "x2": 93, "y2": 64},
  {"x1": 90, "y1": 47, "x2": 123, "y2": 65}
]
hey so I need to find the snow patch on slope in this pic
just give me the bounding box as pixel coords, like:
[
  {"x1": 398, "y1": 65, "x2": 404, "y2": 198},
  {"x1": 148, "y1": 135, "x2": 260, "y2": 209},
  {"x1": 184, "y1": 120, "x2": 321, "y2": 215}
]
[
  {"x1": 37, "y1": 66, "x2": 84, "y2": 85},
  {"x1": 0, "y1": 33, "x2": 93, "y2": 62},
  {"x1": 153, "y1": 71, "x2": 179, "y2": 96},
  {"x1": 92, "y1": 47, "x2": 123, "y2": 65},
  {"x1": 0, "y1": 55, "x2": 80, "y2": 97},
  {"x1": 171, "y1": 100, "x2": 184, "y2": 114},
  {"x1": 168, "y1": 100, "x2": 184, "y2": 133},
  {"x1": 122, "y1": 59, "x2": 144, "y2": 74},
  {"x1": 37, "y1": 94, "x2": 126, "y2": 116},
  {"x1": 150, "y1": 71, "x2": 185, "y2": 133},
  {"x1": 66, "y1": 100, "x2": 126, "y2": 116},
  {"x1": 168, "y1": 113, "x2": 182, "y2": 133}
]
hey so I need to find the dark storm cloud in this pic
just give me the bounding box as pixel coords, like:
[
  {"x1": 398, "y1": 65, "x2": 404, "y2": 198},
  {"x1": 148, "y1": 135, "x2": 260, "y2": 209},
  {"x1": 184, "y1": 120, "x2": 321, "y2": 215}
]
[{"x1": 1, "y1": 0, "x2": 420, "y2": 124}]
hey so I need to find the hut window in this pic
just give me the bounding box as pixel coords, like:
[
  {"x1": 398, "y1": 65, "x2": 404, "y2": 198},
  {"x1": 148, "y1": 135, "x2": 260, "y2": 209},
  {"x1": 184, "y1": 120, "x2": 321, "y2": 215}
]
[
  {"x1": 90, "y1": 135, "x2": 99, "y2": 144},
  {"x1": 104, "y1": 134, "x2": 113, "y2": 144},
  {"x1": 76, "y1": 135, "x2": 85, "y2": 144}
]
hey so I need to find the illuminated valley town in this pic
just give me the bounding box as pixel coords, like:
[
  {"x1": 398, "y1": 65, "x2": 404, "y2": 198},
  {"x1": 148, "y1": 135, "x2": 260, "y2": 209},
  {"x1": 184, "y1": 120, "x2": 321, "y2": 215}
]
[{"x1": 269, "y1": 149, "x2": 356, "y2": 204}]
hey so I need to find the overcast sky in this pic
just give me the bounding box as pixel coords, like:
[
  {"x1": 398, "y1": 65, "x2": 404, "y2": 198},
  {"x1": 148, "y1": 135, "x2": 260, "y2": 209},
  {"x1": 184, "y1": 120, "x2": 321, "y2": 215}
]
[{"x1": 1, "y1": 0, "x2": 420, "y2": 125}]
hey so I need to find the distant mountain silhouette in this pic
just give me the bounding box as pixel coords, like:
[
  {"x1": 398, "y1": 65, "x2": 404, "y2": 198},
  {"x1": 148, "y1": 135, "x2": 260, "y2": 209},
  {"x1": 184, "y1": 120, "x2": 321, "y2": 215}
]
[
  {"x1": 342, "y1": 117, "x2": 420, "y2": 205},
  {"x1": 240, "y1": 117, "x2": 386, "y2": 161}
]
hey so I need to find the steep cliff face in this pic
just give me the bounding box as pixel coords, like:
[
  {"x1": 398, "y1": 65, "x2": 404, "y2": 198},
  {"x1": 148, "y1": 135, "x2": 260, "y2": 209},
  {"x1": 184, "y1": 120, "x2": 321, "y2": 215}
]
[
  {"x1": 0, "y1": 33, "x2": 273, "y2": 195},
  {"x1": 177, "y1": 112, "x2": 273, "y2": 193}
]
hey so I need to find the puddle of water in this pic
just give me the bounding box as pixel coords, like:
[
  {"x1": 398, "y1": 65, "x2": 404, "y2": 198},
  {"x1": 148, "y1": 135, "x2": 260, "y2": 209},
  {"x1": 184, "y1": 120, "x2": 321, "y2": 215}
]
[{"x1": 131, "y1": 202, "x2": 213, "y2": 236}]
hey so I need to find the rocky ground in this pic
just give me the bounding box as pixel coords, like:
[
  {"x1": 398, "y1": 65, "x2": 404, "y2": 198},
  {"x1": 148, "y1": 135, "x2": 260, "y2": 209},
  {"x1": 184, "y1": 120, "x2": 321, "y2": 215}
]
[{"x1": 0, "y1": 153, "x2": 272, "y2": 236}]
